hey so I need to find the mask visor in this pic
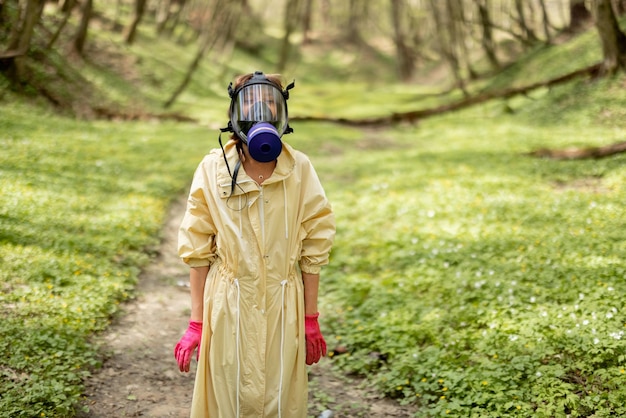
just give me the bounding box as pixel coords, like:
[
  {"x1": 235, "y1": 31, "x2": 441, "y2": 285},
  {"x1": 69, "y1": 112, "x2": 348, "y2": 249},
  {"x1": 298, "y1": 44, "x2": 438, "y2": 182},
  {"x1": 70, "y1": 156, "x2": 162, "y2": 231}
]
[{"x1": 231, "y1": 84, "x2": 288, "y2": 138}]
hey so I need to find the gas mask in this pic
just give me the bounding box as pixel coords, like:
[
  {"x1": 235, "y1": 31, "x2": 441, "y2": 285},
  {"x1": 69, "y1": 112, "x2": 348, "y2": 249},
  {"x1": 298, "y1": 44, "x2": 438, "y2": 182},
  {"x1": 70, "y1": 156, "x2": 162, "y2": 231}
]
[{"x1": 224, "y1": 71, "x2": 294, "y2": 162}]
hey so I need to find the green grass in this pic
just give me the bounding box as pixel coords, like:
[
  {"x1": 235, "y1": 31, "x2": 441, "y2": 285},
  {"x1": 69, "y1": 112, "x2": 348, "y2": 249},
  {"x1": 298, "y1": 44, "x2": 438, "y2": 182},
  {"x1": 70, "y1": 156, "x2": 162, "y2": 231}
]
[
  {"x1": 0, "y1": 101, "x2": 211, "y2": 416},
  {"x1": 311, "y1": 102, "x2": 626, "y2": 416}
]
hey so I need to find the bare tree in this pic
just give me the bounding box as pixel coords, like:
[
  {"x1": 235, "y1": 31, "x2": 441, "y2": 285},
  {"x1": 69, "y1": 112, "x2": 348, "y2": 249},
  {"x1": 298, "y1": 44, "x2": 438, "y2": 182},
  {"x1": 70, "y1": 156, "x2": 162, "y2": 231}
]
[
  {"x1": 47, "y1": 0, "x2": 77, "y2": 50},
  {"x1": 302, "y1": 0, "x2": 314, "y2": 44},
  {"x1": 1, "y1": 0, "x2": 45, "y2": 84},
  {"x1": 124, "y1": 0, "x2": 148, "y2": 44},
  {"x1": 73, "y1": 0, "x2": 93, "y2": 55},
  {"x1": 156, "y1": 0, "x2": 189, "y2": 35},
  {"x1": 156, "y1": 0, "x2": 173, "y2": 34},
  {"x1": 568, "y1": 0, "x2": 592, "y2": 32},
  {"x1": 594, "y1": 0, "x2": 626, "y2": 74},
  {"x1": 474, "y1": 0, "x2": 500, "y2": 69},
  {"x1": 514, "y1": 0, "x2": 538, "y2": 45},
  {"x1": 390, "y1": 0, "x2": 415, "y2": 81},
  {"x1": 278, "y1": 0, "x2": 303, "y2": 73},
  {"x1": 451, "y1": 0, "x2": 478, "y2": 79},
  {"x1": 346, "y1": 0, "x2": 367, "y2": 45},
  {"x1": 430, "y1": 0, "x2": 468, "y2": 95},
  {"x1": 537, "y1": 0, "x2": 552, "y2": 43},
  {"x1": 60, "y1": 0, "x2": 75, "y2": 12}
]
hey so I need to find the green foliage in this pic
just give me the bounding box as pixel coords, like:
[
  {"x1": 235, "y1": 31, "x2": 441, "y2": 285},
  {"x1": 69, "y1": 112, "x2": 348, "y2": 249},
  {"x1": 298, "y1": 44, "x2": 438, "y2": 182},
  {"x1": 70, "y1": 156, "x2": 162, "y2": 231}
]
[
  {"x1": 0, "y1": 102, "x2": 211, "y2": 416},
  {"x1": 316, "y1": 111, "x2": 626, "y2": 417}
]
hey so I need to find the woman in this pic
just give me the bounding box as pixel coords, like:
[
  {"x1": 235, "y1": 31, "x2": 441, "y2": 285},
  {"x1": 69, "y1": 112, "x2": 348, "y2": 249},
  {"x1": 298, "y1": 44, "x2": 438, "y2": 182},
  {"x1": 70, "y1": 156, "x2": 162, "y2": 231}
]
[{"x1": 174, "y1": 71, "x2": 336, "y2": 417}]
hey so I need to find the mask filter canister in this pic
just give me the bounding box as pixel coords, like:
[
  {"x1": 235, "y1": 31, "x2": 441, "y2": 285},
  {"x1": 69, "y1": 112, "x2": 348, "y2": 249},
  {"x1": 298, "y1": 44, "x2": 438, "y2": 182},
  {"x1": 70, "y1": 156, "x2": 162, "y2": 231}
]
[{"x1": 247, "y1": 122, "x2": 283, "y2": 162}]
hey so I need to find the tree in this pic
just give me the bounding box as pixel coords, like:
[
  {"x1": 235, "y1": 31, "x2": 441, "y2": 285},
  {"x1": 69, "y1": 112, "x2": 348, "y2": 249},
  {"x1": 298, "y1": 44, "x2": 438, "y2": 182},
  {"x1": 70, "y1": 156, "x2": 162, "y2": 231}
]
[
  {"x1": 514, "y1": 0, "x2": 539, "y2": 44},
  {"x1": 430, "y1": 0, "x2": 468, "y2": 95},
  {"x1": 568, "y1": 0, "x2": 592, "y2": 33},
  {"x1": 474, "y1": 0, "x2": 500, "y2": 69},
  {"x1": 73, "y1": 0, "x2": 93, "y2": 55},
  {"x1": 390, "y1": 0, "x2": 416, "y2": 81},
  {"x1": 302, "y1": 0, "x2": 314, "y2": 44},
  {"x1": 156, "y1": 0, "x2": 188, "y2": 35},
  {"x1": 278, "y1": 0, "x2": 303, "y2": 73},
  {"x1": 593, "y1": 0, "x2": 626, "y2": 74},
  {"x1": 124, "y1": 0, "x2": 148, "y2": 45},
  {"x1": 47, "y1": 0, "x2": 77, "y2": 50},
  {"x1": 1, "y1": 0, "x2": 45, "y2": 84},
  {"x1": 346, "y1": 0, "x2": 368, "y2": 45},
  {"x1": 537, "y1": 0, "x2": 553, "y2": 43}
]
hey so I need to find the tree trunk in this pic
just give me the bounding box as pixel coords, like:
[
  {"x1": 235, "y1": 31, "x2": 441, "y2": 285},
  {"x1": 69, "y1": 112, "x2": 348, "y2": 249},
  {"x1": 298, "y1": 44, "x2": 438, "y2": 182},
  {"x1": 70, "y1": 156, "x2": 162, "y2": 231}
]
[
  {"x1": 73, "y1": 0, "x2": 93, "y2": 55},
  {"x1": 537, "y1": 0, "x2": 552, "y2": 43},
  {"x1": 60, "y1": 0, "x2": 75, "y2": 13},
  {"x1": 431, "y1": 0, "x2": 468, "y2": 96},
  {"x1": 1, "y1": 0, "x2": 45, "y2": 84},
  {"x1": 569, "y1": 0, "x2": 592, "y2": 33},
  {"x1": 302, "y1": 0, "x2": 314, "y2": 44},
  {"x1": 474, "y1": 0, "x2": 500, "y2": 69},
  {"x1": 390, "y1": 0, "x2": 415, "y2": 81},
  {"x1": 346, "y1": 0, "x2": 366, "y2": 45},
  {"x1": 164, "y1": 0, "x2": 187, "y2": 37},
  {"x1": 594, "y1": 0, "x2": 626, "y2": 74},
  {"x1": 124, "y1": 0, "x2": 148, "y2": 45},
  {"x1": 529, "y1": 141, "x2": 626, "y2": 160},
  {"x1": 514, "y1": 0, "x2": 538, "y2": 44},
  {"x1": 277, "y1": 0, "x2": 302, "y2": 73},
  {"x1": 156, "y1": 0, "x2": 173, "y2": 34},
  {"x1": 47, "y1": 0, "x2": 76, "y2": 50},
  {"x1": 452, "y1": 0, "x2": 477, "y2": 80}
]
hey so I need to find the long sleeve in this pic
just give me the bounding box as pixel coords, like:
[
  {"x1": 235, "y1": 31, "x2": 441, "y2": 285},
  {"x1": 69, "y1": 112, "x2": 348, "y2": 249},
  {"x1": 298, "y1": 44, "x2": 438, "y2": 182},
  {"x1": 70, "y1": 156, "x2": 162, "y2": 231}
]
[
  {"x1": 298, "y1": 158, "x2": 335, "y2": 275},
  {"x1": 178, "y1": 158, "x2": 218, "y2": 267}
]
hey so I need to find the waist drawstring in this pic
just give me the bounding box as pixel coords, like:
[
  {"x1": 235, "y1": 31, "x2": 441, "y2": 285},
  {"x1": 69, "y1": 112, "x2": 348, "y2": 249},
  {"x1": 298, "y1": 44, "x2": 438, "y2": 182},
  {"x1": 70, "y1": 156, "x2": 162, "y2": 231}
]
[
  {"x1": 234, "y1": 279, "x2": 241, "y2": 417},
  {"x1": 278, "y1": 279, "x2": 288, "y2": 418}
]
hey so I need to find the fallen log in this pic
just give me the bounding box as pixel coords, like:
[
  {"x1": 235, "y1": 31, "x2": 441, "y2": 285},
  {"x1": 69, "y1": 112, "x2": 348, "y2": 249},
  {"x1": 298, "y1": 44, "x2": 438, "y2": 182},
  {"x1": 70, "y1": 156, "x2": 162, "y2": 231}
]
[
  {"x1": 528, "y1": 140, "x2": 626, "y2": 160},
  {"x1": 291, "y1": 62, "x2": 603, "y2": 126}
]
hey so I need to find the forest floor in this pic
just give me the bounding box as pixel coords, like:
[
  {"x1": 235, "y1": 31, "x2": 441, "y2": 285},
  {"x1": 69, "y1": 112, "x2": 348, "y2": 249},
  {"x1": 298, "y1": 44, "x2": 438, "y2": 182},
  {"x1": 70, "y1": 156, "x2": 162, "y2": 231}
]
[{"x1": 77, "y1": 197, "x2": 418, "y2": 418}]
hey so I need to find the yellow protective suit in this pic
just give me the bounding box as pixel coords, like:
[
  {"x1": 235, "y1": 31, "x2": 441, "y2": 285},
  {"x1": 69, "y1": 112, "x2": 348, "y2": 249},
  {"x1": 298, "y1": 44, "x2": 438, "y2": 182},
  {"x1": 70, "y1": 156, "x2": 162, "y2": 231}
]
[{"x1": 178, "y1": 139, "x2": 335, "y2": 418}]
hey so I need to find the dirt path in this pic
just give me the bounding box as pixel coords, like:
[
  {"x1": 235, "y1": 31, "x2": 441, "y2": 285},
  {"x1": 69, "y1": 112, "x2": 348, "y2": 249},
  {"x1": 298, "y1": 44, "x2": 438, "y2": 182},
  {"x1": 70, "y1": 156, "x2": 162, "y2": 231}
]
[{"x1": 78, "y1": 197, "x2": 417, "y2": 418}]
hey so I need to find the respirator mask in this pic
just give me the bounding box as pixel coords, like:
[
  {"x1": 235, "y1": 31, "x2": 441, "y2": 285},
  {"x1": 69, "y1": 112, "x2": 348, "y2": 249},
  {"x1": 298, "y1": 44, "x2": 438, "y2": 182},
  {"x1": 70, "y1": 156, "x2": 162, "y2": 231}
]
[{"x1": 224, "y1": 71, "x2": 294, "y2": 162}]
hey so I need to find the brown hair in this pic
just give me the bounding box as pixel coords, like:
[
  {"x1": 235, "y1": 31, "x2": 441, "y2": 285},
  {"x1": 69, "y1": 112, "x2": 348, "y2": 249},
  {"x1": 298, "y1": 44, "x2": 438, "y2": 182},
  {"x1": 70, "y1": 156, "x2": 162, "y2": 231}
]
[{"x1": 233, "y1": 72, "x2": 284, "y2": 90}]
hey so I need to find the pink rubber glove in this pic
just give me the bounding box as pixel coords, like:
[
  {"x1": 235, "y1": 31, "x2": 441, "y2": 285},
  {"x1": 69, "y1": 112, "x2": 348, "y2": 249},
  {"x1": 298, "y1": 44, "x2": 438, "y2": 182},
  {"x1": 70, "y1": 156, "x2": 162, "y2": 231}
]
[
  {"x1": 174, "y1": 320, "x2": 202, "y2": 372},
  {"x1": 305, "y1": 313, "x2": 327, "y2": 365}
]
